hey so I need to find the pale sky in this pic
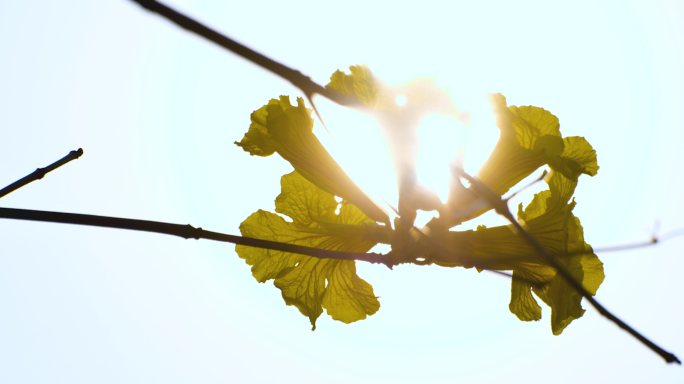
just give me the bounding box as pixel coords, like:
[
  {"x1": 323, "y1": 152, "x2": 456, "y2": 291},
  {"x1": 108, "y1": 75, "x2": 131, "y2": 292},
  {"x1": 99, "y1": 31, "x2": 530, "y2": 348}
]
[{"x1": 1, "y1": 0, "x2": 683, "y2": 383}]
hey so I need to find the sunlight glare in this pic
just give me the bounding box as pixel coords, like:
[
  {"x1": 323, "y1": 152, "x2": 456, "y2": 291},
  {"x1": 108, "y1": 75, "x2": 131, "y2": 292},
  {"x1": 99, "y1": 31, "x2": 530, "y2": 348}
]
[
  {"x1": 440, "y1": 88, "x2": 500, "y2": 177},
  {"x1": 311, "y1": 95, "x2": 398, "y2": 219},
  {"x1": 416, "y1": 115, "x2": 466, "y2": 203},
  {"x1": 395, "y1": 95, "x2": 407, "y2": 106}
]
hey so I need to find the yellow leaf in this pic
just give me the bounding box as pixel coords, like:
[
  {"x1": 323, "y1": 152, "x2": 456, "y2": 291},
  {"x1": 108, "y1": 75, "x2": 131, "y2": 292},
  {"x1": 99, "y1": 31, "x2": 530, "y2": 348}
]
[
  {"x1": 434, "y1": 172, "x2": 604, "y2": 334},
  {"x1": 237, "y1": 171, "x2": 380, "y2": 329},
  {"x1": 235, "y1": 96, "x2": 388, "y2": 224}
]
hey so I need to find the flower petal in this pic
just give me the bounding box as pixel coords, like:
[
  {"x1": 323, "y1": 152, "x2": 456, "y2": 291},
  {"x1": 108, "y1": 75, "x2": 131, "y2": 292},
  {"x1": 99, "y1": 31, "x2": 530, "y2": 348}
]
[
  {"x1": 236, "y1": 171, "x2": 380, "y2": 329},
  {"x1": 235, "y1": 96, "x2": 389, "y2": 224},
  {"x1": 434, "y1": 172, "x2": 604, "y2": 334}
]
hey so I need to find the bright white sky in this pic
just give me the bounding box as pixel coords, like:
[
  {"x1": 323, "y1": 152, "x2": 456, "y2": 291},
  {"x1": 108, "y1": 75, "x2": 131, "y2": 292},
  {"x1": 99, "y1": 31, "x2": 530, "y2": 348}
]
[{"x1": 1, "y1": 0, "x2": 683, "y2": 382}]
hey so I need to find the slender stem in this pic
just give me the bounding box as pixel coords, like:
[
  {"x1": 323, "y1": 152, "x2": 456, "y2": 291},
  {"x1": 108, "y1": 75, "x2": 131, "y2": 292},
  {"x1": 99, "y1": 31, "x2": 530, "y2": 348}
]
[
  {"x1": 0, "y1": 207, "x2": 392, "y2": 267},
  {"x1": 486, "y1": 270, "x2": 548, "y2": 289},
  {"x1": 128, "y1": 0, "x2": 358, "y2": 107},
  {"x1": 440, "y1": 234, "x2": 684, "y2": 267},
  {"x1": 455, "y1": 168, "x2": 681, "y2": 365},
  {"x1": 503, "y1": 170, "x2": 547, "y2": 200},
  {"x1": 0, "y1": 149, "x2": 84, "y2": 199}
]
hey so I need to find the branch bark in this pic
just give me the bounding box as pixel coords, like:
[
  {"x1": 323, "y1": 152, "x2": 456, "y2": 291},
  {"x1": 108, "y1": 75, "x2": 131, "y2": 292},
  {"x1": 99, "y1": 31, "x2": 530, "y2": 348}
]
[
  {"x1": 454, "y1": 167, "x2": 681, "y2": 365},
  {"x1": 0, "y1": 149, "x2": 83, "y2": 199},
  {"x1": 128, "y1": 0, "x2": 358, "y2": 107},
  {"x1": 0, "y1": 207, "x2": 392, "y2": 267}
]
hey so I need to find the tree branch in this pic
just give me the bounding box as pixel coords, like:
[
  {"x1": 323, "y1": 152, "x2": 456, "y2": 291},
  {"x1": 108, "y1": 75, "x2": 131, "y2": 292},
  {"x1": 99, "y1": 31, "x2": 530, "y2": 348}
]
[
  {"x1": 453, "y1": 166, "x2": 681, "y2": 365},
  {"x1": 0, "y1": 207, "x2": 392, "y2": 267},
  {"x1": 0, "y1": 149, "x2": 84, "y2": 199},
  {"x1": 432, "y1": 230, "x2": 684, "y2": 267},
  {"x1": 128, "y1": 0, "x2": 358, "y2": 107}
]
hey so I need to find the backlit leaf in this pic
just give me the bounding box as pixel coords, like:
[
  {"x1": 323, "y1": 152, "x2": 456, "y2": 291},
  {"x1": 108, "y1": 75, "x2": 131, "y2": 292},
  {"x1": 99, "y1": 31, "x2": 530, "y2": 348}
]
[
  {"x1": 235, "y1": 95, "x2": 388, "y2": 223},
  {"x1": 478, "y1": 93, "x2": 599, "y2": 195},
  {"x1": 236, "y1": 171, "x2": 380, "y2": 329},
  {"x1": 235, "y1": 67, "x2": 604, "y2": 337},
  {"x1": 516, "y1": 172, "x2": 604, "y2": 334},
  {"x1": 446, "y1": 94, "x2": 599, "y2": 226},
  {"x1": 552, "y1": 136, "x2": 600, "y2": 179},
  {"x1": 510, "y1": 271, "x2": 542, "y2": 321},
  {"x1": 432, "y1": 172, "x2": 603, "y2": 334}
]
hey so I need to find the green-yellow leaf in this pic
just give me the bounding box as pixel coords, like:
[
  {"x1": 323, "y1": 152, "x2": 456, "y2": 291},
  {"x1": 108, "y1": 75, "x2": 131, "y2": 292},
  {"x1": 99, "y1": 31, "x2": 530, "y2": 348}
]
[
  {"x1": 517, "y1": 172, "x2": 604, "y2": 334},
  {"x1": 477, "y1": 93, "x2": 599, "y2": 196},
  {"x1": 444, "y1": 94, "x2": 599, "y2": 226},
  {"x1": 510, "y1": 271, "x2": 542, "y2": 321},
  {"x1": 554, "y1": 136, "x2": 600, "y2": 178},
  {"x1": 326, "y1": 65, "x2": 394, "y2": 110},
  {"x1": 236, "y1": 171, "x2": 380, "y2": 330},
  {"x1": 235, "y1": 95, "x2": 388, "y2": 224},
  {"x1": 326, "y1": 64, "x2": 460, "y2": 117},
  {"x1": 435, "y1": 172, "x2": 604, "y2": 334}
]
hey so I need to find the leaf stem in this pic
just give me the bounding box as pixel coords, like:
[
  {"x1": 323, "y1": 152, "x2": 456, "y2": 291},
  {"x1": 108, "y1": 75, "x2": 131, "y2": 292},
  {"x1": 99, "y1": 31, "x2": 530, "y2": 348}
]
[
  {"x1": 0, "y1": 149, "x2": 84, "y2": 199},
  {"x1": 0, "y1": 207, "x2": 393, "y2": 267},
  {"x1": 453, "y1": 166, "x2": 681, "y2": 365}
]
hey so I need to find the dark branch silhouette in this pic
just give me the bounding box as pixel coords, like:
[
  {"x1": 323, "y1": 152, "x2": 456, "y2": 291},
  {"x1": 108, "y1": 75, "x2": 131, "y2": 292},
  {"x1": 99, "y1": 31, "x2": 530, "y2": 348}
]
[
  {"x1": 1, "y1": 154, "x2": 682, "y2": 361},
  {"x1": 0, "y1": 149, "x2": 83, "y2": 199},
  {"x1": 0, "y1": 207, "x2": 392, "y2": 267},
  {"x1": 128, "y1": 0, "x2": 358, "y2": 108},
  {"x1": 2, "y1": 204, "x2": 681, "y2": 289},
  {"x1": 453, "y1": 166, "x2": 681, "y2": 365},
  {"x1": 485, "y1": 270, "x2": 548, "y2": 289}
]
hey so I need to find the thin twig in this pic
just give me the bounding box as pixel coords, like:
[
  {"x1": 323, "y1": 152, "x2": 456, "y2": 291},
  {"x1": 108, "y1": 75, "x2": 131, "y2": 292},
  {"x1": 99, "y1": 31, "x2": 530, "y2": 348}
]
[
  {"x1": 128, "y1": 0, "x2": 358, "y2": 107},
  {"x1": 503, "y1": 169, "x2": 547, "y2": 201},
  {"x1": 588, "y1": 228, "x2": 683, "y2": 253},
  {"x1": 0, "y1": 149, "x2": 84, "y2": 199},
  {"x1": 659, "y1": 228, "x2": 684, "y2": 242},
  {"x1": 407, "y1": 224, "x2": 550, "y2": 288},
  {"x1": 0, "y1": 205, "x2": 546, "y2": 286},
  {"x1": 0, "y1": 207, "x2": 392, "y2": 267},
  {"x1": 486, "y1": 270, "x2": 547, "y2": 289},
  {"x1": 445, "y1": 231, "x2": 684, "y2": 266},
  {"x1": 453, "y1": 166, "x2": 681, "y2": 365}
]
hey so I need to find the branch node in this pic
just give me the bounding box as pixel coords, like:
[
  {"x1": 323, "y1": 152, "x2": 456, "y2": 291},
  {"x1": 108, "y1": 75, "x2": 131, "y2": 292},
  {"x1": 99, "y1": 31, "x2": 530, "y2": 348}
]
[
  {"x1": 0, "y1": 148, "x2": 84, "y2": 199},
  {"x1": 182, "y1": 224, "x2": 201, "y2": 240},
  {"x1": 34, "y1": 168, "x2": 47, "y2": 180}
]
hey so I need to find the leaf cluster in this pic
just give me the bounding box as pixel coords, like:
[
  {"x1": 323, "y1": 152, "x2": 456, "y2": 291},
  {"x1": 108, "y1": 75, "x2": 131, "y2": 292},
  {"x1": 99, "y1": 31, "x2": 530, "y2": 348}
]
[{"x1": 234, "y1": 65, "x2": 603, "y2": 333}]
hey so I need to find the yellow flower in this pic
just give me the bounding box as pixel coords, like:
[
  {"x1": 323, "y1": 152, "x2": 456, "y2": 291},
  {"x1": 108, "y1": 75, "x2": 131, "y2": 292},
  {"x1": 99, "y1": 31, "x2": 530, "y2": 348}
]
[
  {"x1": 237, "y1": 171, "x2": 380, "y2": 330},
  {"x1": 235, "y1": 95, "x2": 389, "y2": 224},
  {"x1": 236, "y1": 66, "x2": 604, "y2": 335},
  {"x1": 445, "y1": 93, "x2": 599, "y2": 225},
  {"x1": 326, "y1": 65, "x2": 466, "y2": 226},
  {"x1": 428, "y1": 171, "x2": 604, "y2": 335}
]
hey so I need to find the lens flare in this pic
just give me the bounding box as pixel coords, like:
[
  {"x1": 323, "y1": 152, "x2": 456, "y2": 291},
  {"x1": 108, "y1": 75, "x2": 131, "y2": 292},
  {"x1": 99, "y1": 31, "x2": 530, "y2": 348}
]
[
  {"x1": 417, "y1": 115, "x2": 466, "y2": 203},
  {"x1": 311, "y1": 95, "x2": 398, "y2": 220}
]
